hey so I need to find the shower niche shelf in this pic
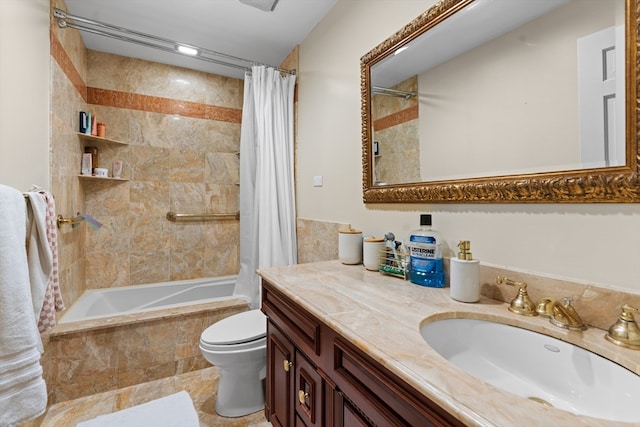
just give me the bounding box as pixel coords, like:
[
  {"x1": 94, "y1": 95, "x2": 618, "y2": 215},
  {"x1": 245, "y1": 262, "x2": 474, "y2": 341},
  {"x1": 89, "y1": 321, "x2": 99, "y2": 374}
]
[
  {"x1": 77, "y1": 132, "x2": 128, "y2": 146},
  {"x1": 77, "y1": 175, "x2": 129, "y2": 182},
  {"x1": 77, "y1": 132, "x2": 129, "y2": 181}
]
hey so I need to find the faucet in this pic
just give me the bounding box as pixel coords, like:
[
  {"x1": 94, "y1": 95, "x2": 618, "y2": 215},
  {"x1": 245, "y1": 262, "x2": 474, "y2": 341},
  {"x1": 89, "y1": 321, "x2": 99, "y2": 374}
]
[
  {"x1": 605, "y1": 304, "x2": 640, "y2": 350},
  {"x1": 496, "y1": 276, "x2": 537, "y2": 316},
  {"x1": 536, "y1": 297, "x2": 586, "y2": 331}
]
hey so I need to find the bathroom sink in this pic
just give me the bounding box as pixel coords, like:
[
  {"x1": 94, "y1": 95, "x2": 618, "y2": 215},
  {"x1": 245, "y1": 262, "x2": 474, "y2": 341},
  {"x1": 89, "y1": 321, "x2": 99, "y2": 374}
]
[{"x1": 420, "y1": 318, "x2": 640, "y2": 423}]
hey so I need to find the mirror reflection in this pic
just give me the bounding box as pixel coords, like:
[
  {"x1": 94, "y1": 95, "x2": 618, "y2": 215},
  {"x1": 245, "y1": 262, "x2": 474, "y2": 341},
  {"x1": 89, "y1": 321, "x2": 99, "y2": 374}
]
[{"x1": 370, "y1": 0, "x2": 626, "y2": 186}]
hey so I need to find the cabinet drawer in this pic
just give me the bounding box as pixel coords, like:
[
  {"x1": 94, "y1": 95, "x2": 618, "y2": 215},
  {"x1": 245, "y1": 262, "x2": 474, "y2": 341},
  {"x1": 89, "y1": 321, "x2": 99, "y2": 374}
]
[
  {"x1": 331, "y1": 337, "x2": 465, "y2": 427},
  {"x1": 262, "y1": 280, "x2": 321, "y2": 358}
]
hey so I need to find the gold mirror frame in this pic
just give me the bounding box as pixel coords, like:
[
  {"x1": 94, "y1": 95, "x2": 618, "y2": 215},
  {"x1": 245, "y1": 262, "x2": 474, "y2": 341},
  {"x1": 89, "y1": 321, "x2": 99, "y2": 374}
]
[{"x1": 361, "y1": 0, "x2": 640, "y2": 203}]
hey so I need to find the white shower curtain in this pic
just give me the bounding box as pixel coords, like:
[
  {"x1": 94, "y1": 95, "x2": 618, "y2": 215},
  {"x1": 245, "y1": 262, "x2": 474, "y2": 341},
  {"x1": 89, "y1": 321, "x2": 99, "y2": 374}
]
[{"x1": 234, "y1": 65, "x2": 297, "y2": 308}]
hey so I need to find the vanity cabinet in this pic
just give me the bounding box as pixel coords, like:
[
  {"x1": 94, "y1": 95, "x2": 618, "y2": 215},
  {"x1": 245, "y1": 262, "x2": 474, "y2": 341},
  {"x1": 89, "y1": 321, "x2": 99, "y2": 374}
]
[{"x1": 262, "y1": 279, "x2": 465, "y2": 427}]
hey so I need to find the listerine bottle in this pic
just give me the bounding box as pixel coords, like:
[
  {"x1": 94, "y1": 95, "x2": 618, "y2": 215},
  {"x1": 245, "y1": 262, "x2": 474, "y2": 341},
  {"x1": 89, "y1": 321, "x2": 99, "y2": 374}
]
[{"x1": 408, "y1": 214, "x2": 445, "y2": 287}]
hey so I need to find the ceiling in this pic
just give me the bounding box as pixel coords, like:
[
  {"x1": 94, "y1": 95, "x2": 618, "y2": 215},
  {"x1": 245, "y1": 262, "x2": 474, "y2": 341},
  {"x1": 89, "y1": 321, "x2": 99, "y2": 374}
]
[{"x1": 63, "y1": 0, "x2": 336, "y2": 79}]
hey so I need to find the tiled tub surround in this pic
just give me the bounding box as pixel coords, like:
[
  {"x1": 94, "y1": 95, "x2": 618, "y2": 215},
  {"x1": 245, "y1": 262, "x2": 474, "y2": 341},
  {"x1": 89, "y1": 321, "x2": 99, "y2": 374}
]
[
  {"x1": 258, "y1": 260, "x2": 640, "y2": 427},
  {"x1": 372, "y1": 76, "x2": 420, "y2": 184},
  {"x1": 44, "y1": 298, "x2": 248, "y2": 404},
  {"x1": 50, "y1": 0, "x2": 91, "y2": 309},
  {"x1": 49, "y1": 12, "x2": 244, "y2": 303},
  {"x1": 83, "y1": 50, "x2": 243, "y2": 290}
]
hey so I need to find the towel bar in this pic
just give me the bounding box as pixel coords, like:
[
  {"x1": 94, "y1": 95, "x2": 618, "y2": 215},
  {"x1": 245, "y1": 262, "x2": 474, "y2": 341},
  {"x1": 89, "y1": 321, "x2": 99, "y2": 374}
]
[{"x1": 56, "y1": 214, "x2": 85, "y2": 228}]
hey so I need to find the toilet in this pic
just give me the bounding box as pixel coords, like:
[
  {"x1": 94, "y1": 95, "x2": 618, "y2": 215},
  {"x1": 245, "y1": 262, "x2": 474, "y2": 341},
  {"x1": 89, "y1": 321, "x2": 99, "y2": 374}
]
[{"x1": 199, "y1": 309, "x2": 267, "y2": 417}]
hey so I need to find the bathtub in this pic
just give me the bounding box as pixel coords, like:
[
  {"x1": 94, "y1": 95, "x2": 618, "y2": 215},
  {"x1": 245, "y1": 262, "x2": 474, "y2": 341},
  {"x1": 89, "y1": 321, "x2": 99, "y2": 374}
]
[
  {"x1": 59, "y1": 275, "x2": 242, "y2": 323},
  {"x1": 47, "y1": 275, "x2": 250, "y2": 404}
]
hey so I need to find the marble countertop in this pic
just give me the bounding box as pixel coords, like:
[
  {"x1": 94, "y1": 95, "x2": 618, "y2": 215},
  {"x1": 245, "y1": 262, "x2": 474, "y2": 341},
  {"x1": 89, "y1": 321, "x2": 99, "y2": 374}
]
[{"x1": 258, "y1": 260, "x2": 640, "y2": 427}]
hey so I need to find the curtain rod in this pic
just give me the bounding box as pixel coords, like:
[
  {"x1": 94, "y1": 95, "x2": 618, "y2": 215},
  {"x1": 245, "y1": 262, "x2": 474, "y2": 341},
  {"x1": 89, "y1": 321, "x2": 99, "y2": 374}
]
[
  {"x1": 372, "y1": 86, "x2": 416, "y2": 100},
  {"x1": 53, "y1": 8, "x2": 295, "y2": 76}
]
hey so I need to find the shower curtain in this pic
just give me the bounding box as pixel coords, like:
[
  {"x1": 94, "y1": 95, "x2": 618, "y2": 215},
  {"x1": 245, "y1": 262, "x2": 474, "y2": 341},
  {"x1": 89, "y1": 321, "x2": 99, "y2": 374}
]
[{"x1": 234, "y1": 65, "x2": 297, "y2": 309}]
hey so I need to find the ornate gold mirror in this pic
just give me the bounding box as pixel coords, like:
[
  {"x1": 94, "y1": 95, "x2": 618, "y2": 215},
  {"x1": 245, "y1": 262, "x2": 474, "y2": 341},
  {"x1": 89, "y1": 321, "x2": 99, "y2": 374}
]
[{"x1": 361, "y1": 0, "x2": 639, "y2": 203}]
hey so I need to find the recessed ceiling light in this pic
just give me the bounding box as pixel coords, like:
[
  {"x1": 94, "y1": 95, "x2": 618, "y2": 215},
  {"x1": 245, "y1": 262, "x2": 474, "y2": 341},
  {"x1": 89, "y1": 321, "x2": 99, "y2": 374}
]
[
  {"x1": 239, "y1": 0, "x2": 280, "y2": 12},
  {"x1": 177, "y1": 45, "x2": 198, "y2": 56}
]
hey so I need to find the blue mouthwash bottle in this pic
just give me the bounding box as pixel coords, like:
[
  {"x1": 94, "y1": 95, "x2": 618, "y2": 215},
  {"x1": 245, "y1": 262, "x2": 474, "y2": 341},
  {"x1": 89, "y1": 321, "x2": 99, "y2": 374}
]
[{"x1": 408, "y1": 214, "x2": 445, "y2": 287}]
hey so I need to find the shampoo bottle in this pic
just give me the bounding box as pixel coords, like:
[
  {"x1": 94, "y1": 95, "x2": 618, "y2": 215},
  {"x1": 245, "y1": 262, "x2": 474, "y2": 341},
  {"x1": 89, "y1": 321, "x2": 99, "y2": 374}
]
[
  {"x1": 407, "y1": 214, "x2": 445, "y2": 287},
  {"x1": 450, "y1": 240, "x2": 480, "y2": 302}
]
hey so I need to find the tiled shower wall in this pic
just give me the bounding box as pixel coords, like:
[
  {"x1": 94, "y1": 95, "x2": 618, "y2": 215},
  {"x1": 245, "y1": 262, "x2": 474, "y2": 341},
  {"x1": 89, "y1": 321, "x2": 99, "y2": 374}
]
[
  {"x1": 50, "y1": 2, "x2": 243, "y2": 300},
  {"x1": 50, "y1": 0, "x2": 89, "y2": 307},
  {"x1": 82, "y1": 51, "x2": 243, "y2": 289},
  {"x1": 372, "y1": 76, "x2": 420, "y2": 184}
]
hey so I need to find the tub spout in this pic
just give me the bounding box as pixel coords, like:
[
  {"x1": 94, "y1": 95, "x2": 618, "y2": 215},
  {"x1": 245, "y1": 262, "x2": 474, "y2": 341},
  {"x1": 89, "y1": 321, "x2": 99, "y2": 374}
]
[{"x1": 538, "y1": 297, "x2": 587, "y2": 331}]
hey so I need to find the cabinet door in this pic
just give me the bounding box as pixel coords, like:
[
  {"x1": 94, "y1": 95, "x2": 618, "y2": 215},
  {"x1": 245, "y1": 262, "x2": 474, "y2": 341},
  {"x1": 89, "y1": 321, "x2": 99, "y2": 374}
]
[
  {"x1": 294, "y1": 350, "x2": 323, "y2": 427},
  {"x1": 335, "y1": 391, "x2": 373, "y2": 427},
  {"x1": 267, "y1": 321, "x2": 295, "y2": 427}
]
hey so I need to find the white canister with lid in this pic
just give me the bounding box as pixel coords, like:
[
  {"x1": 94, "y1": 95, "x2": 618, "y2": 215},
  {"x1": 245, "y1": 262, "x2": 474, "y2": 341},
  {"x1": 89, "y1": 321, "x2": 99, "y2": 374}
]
[
  {"x1": 339, "y1": 228, "x2": 363, "y2": 264},
  {"x1": 363, "y1": 237, "x2": 385, "y2": 270}
]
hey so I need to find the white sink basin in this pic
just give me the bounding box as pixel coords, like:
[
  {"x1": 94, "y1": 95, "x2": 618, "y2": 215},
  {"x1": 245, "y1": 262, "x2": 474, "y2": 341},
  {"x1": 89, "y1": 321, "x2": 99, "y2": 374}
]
[{"x1": 420, "y1": 318, "x2": 640, "y2": 423}]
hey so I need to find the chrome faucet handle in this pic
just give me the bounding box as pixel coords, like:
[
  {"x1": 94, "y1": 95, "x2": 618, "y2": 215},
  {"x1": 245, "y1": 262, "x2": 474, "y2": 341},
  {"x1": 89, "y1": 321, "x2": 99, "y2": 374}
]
[
  {"x1": 605, "y1": 304, "x2": 640, "y2": 350},
  {"x1": 496, "y1": 276, "x2": 537, "y2": 317}
]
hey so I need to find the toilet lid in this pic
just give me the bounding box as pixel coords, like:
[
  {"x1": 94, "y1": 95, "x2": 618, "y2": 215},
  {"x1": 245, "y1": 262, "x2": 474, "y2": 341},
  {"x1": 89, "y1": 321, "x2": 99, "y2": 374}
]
[{"x1": 201, "y1": 309, "x2": 266, "y2": 345}]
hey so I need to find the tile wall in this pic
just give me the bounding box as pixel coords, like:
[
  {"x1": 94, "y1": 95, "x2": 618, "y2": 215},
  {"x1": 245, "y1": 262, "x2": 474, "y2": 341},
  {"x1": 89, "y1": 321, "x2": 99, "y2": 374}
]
[
  {"x1": 45, "y1": 302, "x2": 248, "y2": 404},
  {"x1": 82, "y1": 51, "x2": 243, "y2": 289},
  {"x1": 50, "y1": 0, "x2": 89, "y2": 312},
  {"x1": 372, "y1": 76, "x2": 420, "y2": 184},
  {"x1": 296, "y1": 218, "x2": 349, "y2": 264}
]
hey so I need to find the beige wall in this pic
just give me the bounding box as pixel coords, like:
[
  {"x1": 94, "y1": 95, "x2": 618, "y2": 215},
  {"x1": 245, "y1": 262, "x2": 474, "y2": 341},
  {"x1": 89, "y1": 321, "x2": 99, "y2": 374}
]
[
  {"x1": 297, "y1": 0, "x2": 640, "y2": 293},
  {"x1": 0, "y1": 0, "x2": 50, "y2": 191}
]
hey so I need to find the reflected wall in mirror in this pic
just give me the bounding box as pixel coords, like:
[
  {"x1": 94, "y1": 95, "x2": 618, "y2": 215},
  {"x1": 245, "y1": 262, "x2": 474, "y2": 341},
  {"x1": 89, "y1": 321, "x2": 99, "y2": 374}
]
[{"x1": 361, "y1": 0, "x2": 640, "y2": 203}]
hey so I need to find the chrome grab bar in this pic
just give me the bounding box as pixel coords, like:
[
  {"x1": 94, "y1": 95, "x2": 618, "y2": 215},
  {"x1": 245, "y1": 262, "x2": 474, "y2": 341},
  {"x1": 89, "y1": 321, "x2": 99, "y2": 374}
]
[{"x1": 165, "y1": 211, "x2": 240, "y2": 222}]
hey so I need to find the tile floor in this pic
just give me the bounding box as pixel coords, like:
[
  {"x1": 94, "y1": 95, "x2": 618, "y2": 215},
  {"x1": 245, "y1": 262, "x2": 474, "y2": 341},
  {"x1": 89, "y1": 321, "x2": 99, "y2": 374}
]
[{"x1": 38, "y1": 367, "x2": 270, "y2": 426}]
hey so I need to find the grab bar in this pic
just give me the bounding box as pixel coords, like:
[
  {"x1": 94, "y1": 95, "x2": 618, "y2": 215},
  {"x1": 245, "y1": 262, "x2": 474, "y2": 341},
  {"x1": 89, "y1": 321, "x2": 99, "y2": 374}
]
[{"x1": 166, "y1": 211, "x2": 240, "y2": 222}]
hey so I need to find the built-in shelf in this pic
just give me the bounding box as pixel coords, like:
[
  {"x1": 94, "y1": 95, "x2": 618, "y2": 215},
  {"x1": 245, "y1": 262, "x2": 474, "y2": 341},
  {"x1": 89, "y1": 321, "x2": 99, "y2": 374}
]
[
  {"x1": 78, "y1": 175, "x2": 128, "y2": 182},
  {"x1": 77, "y1": 132, "x2": 128, "y2": 146},
  {"x1": 77, "y1": 131, "x2": 129, "y2": 180}
]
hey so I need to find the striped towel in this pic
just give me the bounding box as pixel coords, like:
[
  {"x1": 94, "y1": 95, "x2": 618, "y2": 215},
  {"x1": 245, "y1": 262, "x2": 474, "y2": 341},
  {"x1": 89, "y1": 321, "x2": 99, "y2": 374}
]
[{"x1": 36, "y1": 191, "x2": 64, "y2": 332}]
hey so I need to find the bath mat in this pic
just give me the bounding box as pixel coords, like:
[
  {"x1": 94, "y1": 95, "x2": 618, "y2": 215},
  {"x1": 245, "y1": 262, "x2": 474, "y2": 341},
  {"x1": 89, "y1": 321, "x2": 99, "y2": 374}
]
[{"x1": 76, "y1": 390, "x2": 199, "y2": 427}]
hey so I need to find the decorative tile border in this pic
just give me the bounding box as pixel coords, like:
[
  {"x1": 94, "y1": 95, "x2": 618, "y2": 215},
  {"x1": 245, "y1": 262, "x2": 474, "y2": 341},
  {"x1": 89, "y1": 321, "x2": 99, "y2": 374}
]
[
  {"x1": 373, "y1": 105, "x2": 418, "y2": 131},
  {"x1": 87, "y1": 88, "x2": 242, "y2": 123},
  {"x1": 50, "y1": 31, "x2": 242, "y2": 123},
  {"x1": 50, "y1": 30, "x2": 87, "y2": 101}
]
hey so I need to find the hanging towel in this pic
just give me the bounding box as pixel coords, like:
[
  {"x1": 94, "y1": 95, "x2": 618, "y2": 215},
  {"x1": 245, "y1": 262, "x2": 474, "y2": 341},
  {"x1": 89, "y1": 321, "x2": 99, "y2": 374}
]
[
  {"x1": 25, "y1": 191, "x2": 53, "y2": 326},
  {"x1": 35, "y1": 191, "x2": 65, "y2": 332},
  {"x1": 0, "y1": 184, "x2": 48, "y2": 427}
]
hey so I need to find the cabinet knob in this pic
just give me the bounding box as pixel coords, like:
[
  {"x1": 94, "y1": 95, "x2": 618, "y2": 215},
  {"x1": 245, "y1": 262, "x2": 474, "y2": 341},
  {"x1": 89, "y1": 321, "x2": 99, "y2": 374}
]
[
  {"x1": 283, "y1": 359, "x2": 293, "y2": 372},
  {"x1": 298, "y1": 390, "x2": 309, "y2": 405}
]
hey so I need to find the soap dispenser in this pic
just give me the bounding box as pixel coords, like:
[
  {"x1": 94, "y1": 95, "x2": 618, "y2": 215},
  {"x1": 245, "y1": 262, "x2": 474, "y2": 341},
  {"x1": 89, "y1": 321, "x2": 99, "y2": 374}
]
[{"x1": 450, "y1": 240, "x2": 480, "y2": 303}]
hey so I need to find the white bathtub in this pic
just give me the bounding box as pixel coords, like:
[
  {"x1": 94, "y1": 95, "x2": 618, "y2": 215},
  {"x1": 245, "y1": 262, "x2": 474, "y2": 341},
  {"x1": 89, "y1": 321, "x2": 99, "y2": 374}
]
[{"x1": 59, "y1": 275, "x2": 240, "y2": 323}]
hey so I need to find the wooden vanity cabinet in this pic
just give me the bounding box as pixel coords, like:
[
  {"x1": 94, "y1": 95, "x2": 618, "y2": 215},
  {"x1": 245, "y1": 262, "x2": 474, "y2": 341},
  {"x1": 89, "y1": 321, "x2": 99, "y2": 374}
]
[{"x1": 262, "y1": 279, "x2": 465, "y2": 427}]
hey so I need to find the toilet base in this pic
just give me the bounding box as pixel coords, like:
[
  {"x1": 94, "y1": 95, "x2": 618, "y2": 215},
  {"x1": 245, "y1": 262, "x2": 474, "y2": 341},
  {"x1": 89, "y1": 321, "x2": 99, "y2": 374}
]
[{"x1": 215, "y1": 366, "x2": 265, "y2": 417}]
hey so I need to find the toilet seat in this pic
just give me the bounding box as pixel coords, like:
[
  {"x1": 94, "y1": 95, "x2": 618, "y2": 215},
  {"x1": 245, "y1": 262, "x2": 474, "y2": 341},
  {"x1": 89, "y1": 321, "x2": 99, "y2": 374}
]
[{"x1": 200, "y1": 309, "x2": 266, "y2": 351}]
